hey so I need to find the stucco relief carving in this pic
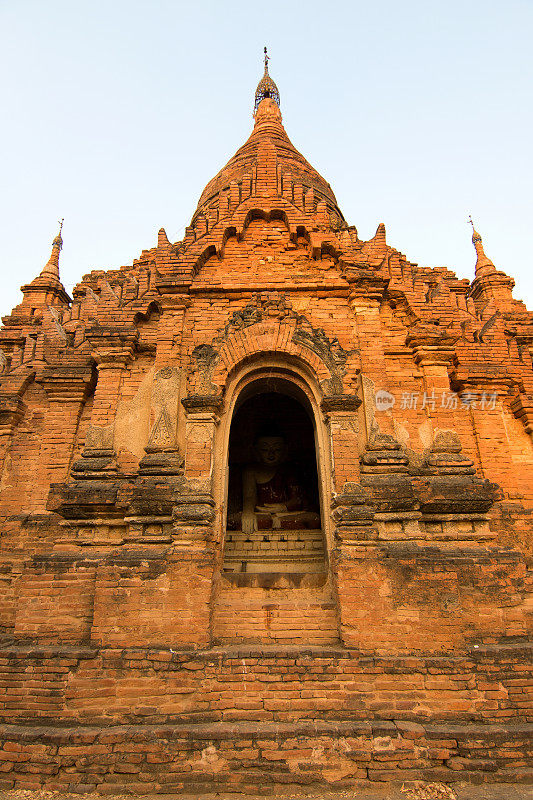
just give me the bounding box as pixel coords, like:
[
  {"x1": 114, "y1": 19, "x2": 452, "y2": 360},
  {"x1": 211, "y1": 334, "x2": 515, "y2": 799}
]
[
  {"x1": 186, "y1": 293, "x2": 359, "y2": 402},
  {"x1": 148, "y1": 367, "x2": 180, "y2": 445},
  {"x1": 140, "y1": 366, "x2": 183, "y2": 475},
  {"x1": 189, "y1": 344, "x2": 219, "y2": 397},
  {"x1": 291, "y1": 320, "x2": 352, "y2": 395},
  {"x1": 148, "y1": 405, "x2": 174, "y2": 448}
]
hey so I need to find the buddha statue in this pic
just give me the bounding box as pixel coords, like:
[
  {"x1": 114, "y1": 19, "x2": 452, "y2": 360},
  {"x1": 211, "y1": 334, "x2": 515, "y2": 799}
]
[{"x1": 238, "y1": 424, "x2": 321, "y2": 534}]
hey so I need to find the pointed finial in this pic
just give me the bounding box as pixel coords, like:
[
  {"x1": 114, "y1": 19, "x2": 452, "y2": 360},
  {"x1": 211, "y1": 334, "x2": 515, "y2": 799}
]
[
  {"x1": 375, "y1": 222, "x2": 387, "y2": 241},
  {"x1": 39, "y1": 219, "x2": 64, "y2": 280},
  {"x1": 157, "y1": 227, "x2": 171, "y2": 249},
  {"x1": 53, "y1": 218, "x2": 64, "y2": 249},
  {"x1": 254, "y1": 47, "x2": 280, "y2": 114},
  {"x1": 468, "y1": 214, "x2": 481, "y2": 243},
  {"x1": 468, "y1": 216, "x2": 496, "y2": 279}
]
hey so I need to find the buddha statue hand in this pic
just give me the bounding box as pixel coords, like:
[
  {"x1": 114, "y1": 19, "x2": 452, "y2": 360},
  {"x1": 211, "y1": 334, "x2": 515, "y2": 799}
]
[
  {"x1": 256, "y1": 503, "x2": 287, "y2": 513},
  {"x1": 241, "y1": 510, "x2": 258, "y2": 535}
]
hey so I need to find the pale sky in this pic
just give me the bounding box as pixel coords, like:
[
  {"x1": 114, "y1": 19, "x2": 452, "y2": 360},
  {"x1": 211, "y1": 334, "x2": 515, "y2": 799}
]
[{"x1": 1, "y1": 0, "x2": 532, "y2": 317}]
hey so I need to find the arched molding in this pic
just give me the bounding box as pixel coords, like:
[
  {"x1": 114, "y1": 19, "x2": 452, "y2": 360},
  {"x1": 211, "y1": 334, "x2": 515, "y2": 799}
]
[
  {"x1": 214, "y1": 324, "x2": 332, "y2": 392},
  {"x1": 228, "y1": 199, "x2": 303, "y2": 241},
  {"x1": 192, "y1": 244, "x2": 217, "y2": 276},
  {"x1": 133, "y1": 300, "x2": 162, "y2": 326},
  {"x1": 186, "y1": 298, "x2": 359, "y2": 400},
  {"x1": 189, "y1": 198, "x2": 334, "y2": 277},
  {"x1": 237, "y1": 208, "x2": 291, "y2": 239},
  {"x1": 220, "y1": 226, "x2": 237, "y2": 254},
  {"x1": 188, "y1": 198, "x2": 359, "y2": 280}
]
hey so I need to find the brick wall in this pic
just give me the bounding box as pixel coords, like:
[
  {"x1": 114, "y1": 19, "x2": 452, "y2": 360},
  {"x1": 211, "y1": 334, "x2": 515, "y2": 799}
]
[{"x1": 0, "y1": 644, "x2": 531, "y2": 791}]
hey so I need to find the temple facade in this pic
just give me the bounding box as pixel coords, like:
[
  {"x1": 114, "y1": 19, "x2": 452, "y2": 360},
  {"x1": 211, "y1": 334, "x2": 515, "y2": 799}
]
[{"x1": 0, "y1": 58, "x2": 532, "y2": 791}]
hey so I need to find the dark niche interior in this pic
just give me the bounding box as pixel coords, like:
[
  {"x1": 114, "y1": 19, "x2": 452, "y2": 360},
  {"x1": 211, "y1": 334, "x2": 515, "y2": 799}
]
[
  {"x1": 223, "y1": 391, "x2": 324, "y2": 573},
  {"x1": 225, "y1": 392, "x2": 321, "y2": 530}
]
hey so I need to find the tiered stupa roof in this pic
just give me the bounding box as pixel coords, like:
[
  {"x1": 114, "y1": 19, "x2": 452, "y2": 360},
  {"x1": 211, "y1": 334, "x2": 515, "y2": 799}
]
[{"x1": 194, "y1": 51, "x2": 342, "y2": 223}]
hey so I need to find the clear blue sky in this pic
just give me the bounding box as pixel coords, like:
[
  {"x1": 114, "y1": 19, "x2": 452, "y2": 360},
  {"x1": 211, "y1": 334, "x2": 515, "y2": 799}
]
[{"x1": 1, "y1": 0, "x2": 532, "y2": 317}]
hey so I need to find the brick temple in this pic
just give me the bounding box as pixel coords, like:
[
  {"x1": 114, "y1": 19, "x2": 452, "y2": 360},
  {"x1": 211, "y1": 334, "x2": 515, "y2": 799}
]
[{"x1": 0, "y1": 54, "x2": 532, "y2": 792}]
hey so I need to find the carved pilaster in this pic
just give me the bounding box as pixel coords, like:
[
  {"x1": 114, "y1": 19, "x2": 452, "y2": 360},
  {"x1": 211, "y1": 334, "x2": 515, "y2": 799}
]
[
  {"x1": 319, "y1": 389, "x2": 362, "y2": 489},
  {"x1": 360, "y1": 431, "x2": 409, "y2": 474},
  {"x1": 510, "y1": 393, "x2": 533, "y2": 435},
  {"x1": 0, "y1": 394, "x2": 25, "y2": 476},
  {"x1": 74, "y1": 326, "x2": 139, "y2": 477},
  {"x1": 125, "y1": 465, "x2": 185, "y2": 544},
  {"x1": 139, "y1": 366, "x2": 183, "y2": 476},
  {"x1": 172, "y1": 487, "x2": 216, "y2": 545},
  {"x1": 138, "y1": 447, "x2": 184, "y2": 476},
  {"x1": 181, "y1": 394, "x2": 222, "y2": 484},
  {"x1": 38, "y1": 365, "x2": 95, "y2": 486},
  {"x1": 360, "y1": 432, "x2": 420, "y2": 541},
  {"x1": 348, "y1": 287, "x2": 395, "y2": 436},
  {"x1": 406, "y1": 324, "x2": 458, "y2": 396},
  {"x1": 153, "y1": 295, "x2": 190, "y2": 367}
]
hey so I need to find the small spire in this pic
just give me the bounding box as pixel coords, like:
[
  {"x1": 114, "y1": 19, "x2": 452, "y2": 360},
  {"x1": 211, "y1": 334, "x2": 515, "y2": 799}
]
[
  {"x1": 468, "y1": 215, "x2": 496, "y2": 279},
  {"x1": 374, "y1": 222, "x2": 387, "y2": 243},
  {"x1": 40, "y1": 219, "x2": 64, "y2": 281},
  {"x1": 254, "y1": 47, "x2": 280, "y2": 114},
  {"x1": 468, "y1": 214, "x2": 481, "y2": 243}
]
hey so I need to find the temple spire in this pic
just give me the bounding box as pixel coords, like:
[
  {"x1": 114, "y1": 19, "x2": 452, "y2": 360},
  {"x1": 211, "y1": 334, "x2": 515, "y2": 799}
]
[
  {"x1": 254, "y1": 46, "x2": 280, "y2": 114},
  {"x1": 468, "y1": 215, "x2": 496, "y2": 280},
  {"x1": 39, "y1": 219, "x2": 64, "y2": 281},
  {"x1": 16, "y1": 218, "x2": 71, "y2": 312}
]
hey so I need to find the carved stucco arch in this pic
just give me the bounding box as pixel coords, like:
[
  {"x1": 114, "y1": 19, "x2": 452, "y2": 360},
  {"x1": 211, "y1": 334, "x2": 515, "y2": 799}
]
[
  {"x1": 214, "y1": 323, "x2": 332, "y2": 392},
  {"x1": 187, "y1": 299, "x2": 359, "y2": 402}
]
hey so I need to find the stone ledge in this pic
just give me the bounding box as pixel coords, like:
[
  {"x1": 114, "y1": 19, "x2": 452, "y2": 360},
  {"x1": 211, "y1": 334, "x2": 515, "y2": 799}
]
[
  {"x1": 1, "y1": 719, "x2": 532, "y2": 742},
  {"x1": 0, "y1": 639, "x2": 531, "y2": 660}
]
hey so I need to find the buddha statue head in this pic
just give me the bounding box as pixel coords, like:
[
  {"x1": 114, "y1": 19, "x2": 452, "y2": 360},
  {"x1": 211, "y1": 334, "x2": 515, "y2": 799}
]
[{"x1": 253, "y1": 423, "x2": 288, "y2": 468}]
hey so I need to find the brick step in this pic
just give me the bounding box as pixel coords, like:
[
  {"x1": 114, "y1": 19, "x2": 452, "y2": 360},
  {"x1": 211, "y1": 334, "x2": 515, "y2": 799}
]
[
  {"x1": 0, "y1": 643, "x2": 531, "y2": 727},
  {"x1": 222, "y1": 528, "x2": 326, "y2": 573},
  {"x1": 0, "y1": 719, "x2": 532, "y2": 793},
  {"x1": 212, "y1": 575, "x2": 339, "y2": 645}
]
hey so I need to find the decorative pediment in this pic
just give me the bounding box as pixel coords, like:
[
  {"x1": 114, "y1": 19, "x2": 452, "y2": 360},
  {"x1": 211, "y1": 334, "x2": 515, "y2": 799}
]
[{"x1": 185, "y1": 293, "x2": 360, "y2": 400}]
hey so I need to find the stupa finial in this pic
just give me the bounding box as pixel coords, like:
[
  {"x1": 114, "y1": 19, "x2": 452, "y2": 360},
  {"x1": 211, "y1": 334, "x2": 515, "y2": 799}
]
[
  {"x1": 254, "y1": 46, "x2": 280, "y2": 114},
  {"x1": 39, "y1": 219, "x2": 64, "y2": 280},
  {"x1": 468, "y1": 214, "x2": 481, "y2": 244},
  {"x1": 468, "y1": 215, "x2": 496, "y2": 279}
]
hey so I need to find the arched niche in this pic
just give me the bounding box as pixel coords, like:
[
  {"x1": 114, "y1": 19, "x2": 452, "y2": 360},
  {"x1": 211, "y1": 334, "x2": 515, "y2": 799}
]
[{"x1": 214, "y1": 362, "x2": 333, "y2": 577}]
